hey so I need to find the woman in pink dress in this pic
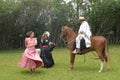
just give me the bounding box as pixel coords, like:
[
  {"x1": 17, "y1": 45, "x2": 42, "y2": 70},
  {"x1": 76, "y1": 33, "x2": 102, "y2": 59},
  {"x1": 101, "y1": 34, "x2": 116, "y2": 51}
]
[{"x1": 18, "y1": 31, "x2": 44, "y2": 74}]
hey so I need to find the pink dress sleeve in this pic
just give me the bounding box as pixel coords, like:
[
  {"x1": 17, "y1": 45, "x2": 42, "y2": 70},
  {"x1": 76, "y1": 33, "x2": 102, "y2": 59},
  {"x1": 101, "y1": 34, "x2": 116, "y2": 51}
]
[{"x1": 34, "y1": 38, "x2": 37, "y2": 45}]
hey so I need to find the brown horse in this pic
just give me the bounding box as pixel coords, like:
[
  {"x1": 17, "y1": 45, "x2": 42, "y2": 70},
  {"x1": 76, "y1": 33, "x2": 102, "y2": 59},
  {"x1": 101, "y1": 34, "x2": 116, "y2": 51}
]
[{"x1": 60, "y1": 26, "x2": 110, "y2": 72}]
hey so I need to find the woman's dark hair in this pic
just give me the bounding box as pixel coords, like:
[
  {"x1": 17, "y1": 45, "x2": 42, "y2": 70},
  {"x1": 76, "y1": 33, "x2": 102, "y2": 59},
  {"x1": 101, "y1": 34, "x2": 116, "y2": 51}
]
[{"x1": 26, "y1": 31, "x2": 33, "y2": 37}]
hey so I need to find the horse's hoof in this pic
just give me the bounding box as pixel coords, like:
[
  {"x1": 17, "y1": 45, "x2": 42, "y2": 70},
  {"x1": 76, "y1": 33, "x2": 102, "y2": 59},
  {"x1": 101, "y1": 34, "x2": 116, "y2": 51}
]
[
  {"x1": 106, "y1": 66, "x2": 110, "y2": 70},
  {"x1": 98, "y1": 70, "x2": 102, "y2": 72},
  {"x1": 70, "y1": 68, "x2": 73, "y2": 70},
  {"x1": 69, "y1": 68, "x2": 72, "y2": 71},
  {"x1": 105, "y1": 68, "x2": 109, "y2": 71},
  {"x1": 69, "y1": 67, "x2": 73, "y2": 70}
]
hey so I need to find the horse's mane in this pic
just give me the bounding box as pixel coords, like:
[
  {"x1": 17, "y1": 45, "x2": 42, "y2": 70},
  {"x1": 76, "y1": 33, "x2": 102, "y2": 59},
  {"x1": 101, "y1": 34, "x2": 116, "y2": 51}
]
[{"x1": 64, "y1": 26, "x2": 76, "y2": 34}]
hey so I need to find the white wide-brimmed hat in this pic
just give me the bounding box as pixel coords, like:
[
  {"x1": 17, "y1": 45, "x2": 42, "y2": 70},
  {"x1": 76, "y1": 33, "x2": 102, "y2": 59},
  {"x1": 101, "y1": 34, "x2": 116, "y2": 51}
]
[
  {"x1": 79, "y1": 16, "x2": 85, "y2": 20},
  {"x1": 43, "y1": 31, "x2": 50, "y2": 37}
]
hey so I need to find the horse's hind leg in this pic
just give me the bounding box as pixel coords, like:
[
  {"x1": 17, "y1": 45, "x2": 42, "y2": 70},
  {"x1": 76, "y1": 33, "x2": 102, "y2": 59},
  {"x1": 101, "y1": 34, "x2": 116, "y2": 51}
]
[
  {"x1": 105, "y1": 47, "x2": 110, "y2": 70},
  {"x1": 98, "y1": 52, "x2": 104, "y2": 72},
  {"x1": 99, "y1": 60, "x2": 104, "y2": 72},
  {"x1": 103, "y1": 42, "x2": 110, "y2": 70},
  {"x1": 104, "y1": 53, "x2": 110, "y2": 70},
  {"x1": 104, "y1": 56, "x2": 109, "y2": 70}
]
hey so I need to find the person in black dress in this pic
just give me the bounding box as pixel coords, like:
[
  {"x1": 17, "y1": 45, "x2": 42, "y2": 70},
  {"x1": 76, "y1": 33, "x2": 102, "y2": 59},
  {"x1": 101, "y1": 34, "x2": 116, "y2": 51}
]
[{"x1": 40, "y1": 31, "x2": 55, "y2": 68}]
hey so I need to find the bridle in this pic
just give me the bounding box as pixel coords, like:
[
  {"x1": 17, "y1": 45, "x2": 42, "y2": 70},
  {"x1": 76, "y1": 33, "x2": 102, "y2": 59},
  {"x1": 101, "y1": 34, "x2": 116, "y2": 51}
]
[
  {"x1": 61, "y1": 27, "x2": 76, "y2": 45},
  {"x1": 61, "y1": 38, "x2": 68, "y2": 46}
]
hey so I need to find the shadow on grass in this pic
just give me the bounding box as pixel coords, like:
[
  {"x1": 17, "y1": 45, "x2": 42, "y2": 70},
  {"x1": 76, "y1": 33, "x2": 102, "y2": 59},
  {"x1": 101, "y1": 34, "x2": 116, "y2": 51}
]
[
  {"x1": 73, "y1": 65, "x2": 113, "y2": 73},
  {"x1": 73, "y1": 66, "x2": 99, "y2": 72},
  {"x1": 20, "y1": 70, "x2": 45, "y2": 75}
]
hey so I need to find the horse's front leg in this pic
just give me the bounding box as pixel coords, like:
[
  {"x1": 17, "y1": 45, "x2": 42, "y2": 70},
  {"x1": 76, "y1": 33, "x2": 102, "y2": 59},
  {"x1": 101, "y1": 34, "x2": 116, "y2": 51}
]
[{"x1": 70, "y1": 51, "x2": 75, "y2": 70}]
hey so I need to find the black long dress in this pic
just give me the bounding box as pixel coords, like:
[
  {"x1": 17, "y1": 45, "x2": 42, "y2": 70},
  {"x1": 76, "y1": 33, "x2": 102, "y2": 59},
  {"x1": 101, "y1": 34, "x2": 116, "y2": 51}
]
[{"x1": 40, "y1": 39, "x2": 55, "y2": 68}]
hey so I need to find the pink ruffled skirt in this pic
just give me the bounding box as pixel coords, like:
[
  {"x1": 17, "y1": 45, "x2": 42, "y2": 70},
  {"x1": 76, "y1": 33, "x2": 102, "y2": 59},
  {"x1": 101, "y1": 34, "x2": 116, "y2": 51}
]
[{"x1": 18, "y1": 48, "x2": 44, "y2": 69}]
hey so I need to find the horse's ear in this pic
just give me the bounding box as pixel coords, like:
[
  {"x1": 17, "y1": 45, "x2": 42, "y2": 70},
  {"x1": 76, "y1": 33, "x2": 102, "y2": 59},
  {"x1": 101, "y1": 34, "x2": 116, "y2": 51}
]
[{"x1": 64, "y1": 26, "x2": 67, "y2": 29}]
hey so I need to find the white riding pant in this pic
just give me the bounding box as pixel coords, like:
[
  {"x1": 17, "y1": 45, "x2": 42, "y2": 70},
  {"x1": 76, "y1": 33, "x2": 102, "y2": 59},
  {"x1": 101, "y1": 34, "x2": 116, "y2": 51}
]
[{"x1": 76, "y1": 35, "x2": 83, "y2": 48}]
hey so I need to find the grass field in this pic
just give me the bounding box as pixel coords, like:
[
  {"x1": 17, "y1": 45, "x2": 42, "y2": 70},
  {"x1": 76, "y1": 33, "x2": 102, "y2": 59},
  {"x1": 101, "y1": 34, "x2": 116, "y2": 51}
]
[{"x1": 0, "y1": 45, "x2": 120, "y2": 80}]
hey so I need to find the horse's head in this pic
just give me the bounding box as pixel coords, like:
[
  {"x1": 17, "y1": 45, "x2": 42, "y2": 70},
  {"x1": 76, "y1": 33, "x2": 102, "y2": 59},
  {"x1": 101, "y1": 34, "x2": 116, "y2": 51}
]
[
  {"x1": 60, "y1": 26, "x2": 68, "y2": 39},
  {"x1": 60, "y1": 25, "x2": 77, "y2": 46},
  {"x1": 60, "y1": 26, "x2": 69, "y2": 45}
]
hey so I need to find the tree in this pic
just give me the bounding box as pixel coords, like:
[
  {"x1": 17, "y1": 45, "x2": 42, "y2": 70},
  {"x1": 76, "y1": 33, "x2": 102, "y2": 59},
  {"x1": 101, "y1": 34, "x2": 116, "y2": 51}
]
[
  {"x1": 81, "y1": 0, "x2": 120, "y2": 44},
  {"x1": 0, "y1": 0, "x2": 21, "y2": 48},
  {"x1": 0, "y1": 0, "x2": 120, "y2": 49}
]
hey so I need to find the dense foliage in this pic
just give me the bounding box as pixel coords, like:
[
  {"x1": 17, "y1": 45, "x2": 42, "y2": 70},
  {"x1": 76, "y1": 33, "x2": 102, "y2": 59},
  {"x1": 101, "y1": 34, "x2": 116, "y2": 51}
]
[{"x1": 0, "y1": 0, "x2": 120, "y2": 49}]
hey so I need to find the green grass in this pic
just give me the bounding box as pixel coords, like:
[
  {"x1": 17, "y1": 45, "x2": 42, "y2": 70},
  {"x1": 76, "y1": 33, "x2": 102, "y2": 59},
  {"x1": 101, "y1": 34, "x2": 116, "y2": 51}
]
[{"x1": 0, "y1": 45, "x2": 120, "y2": 80}]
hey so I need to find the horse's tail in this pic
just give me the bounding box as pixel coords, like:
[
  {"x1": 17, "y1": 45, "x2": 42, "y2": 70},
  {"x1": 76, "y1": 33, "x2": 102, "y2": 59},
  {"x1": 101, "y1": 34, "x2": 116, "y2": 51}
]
[{"x1": 104, "y1": 38, "x2": 110, "y2": 69}]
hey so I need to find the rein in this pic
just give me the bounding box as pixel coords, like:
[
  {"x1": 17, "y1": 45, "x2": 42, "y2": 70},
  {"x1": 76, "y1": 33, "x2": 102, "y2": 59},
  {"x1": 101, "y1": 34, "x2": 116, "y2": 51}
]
[
  {"x1": 62, "y1": 37, "x2": 75, "y2": 46},
  {"x1": 67, "y1": 38, "x2": 75, "y2": 45},
  {"x1": 62, "y1": 38, "x2": 67, "y2": 46}
]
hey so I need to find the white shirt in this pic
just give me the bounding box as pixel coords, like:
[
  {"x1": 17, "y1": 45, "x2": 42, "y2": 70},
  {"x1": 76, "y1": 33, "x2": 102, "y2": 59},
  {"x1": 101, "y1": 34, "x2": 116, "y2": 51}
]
[{"x1": 78, "y1": 21, "x2": 92, "y2": 39}]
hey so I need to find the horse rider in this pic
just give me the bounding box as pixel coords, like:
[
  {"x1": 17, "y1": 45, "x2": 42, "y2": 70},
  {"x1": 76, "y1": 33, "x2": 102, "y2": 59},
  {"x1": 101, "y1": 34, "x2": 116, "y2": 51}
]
[{"x1": 74, "y1": 16, "x2": 92, "y2": 53}]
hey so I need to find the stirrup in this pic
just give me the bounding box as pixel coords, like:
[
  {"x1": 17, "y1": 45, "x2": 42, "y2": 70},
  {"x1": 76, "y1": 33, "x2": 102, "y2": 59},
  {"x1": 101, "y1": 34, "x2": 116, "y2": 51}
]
[{"x1": 76, "y1": 51, "x2": 83, "y2": 55}]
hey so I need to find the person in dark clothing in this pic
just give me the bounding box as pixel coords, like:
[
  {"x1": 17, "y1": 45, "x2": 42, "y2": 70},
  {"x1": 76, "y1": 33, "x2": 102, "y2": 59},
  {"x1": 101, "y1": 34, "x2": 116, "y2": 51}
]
[{"x1": 40, "y1": 31, "x2": 55, "y2": 68}]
